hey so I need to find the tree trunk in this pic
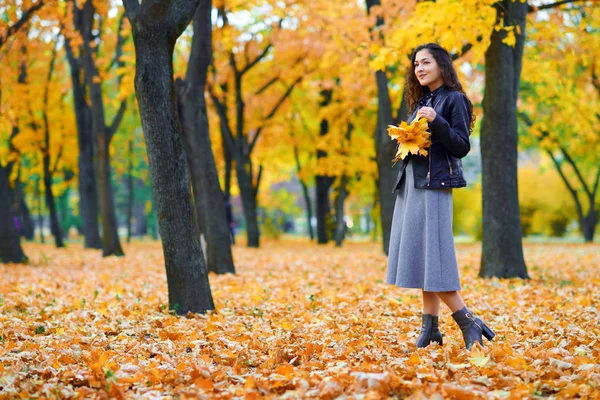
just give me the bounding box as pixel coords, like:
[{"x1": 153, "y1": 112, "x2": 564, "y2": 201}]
[
  {"x1": 479, "y1": 0, "x2": 529, "y2": 279},
  {"x1": 221, "y1": 117, "x2": 233, "y2": 198},
  {"x1": 127, "y1": 140, "x2": 134, "y2": 243},
  {"x1": 316, "y1": 89, "x2": 334, "y2": 244},
  {"x1": 14, "y1": 180, "x2": 34, "y2": 240},
  {"x1": 176, "y1": 0, "x2": 235, "y2": 274},
  {"x1": 293, "y1": 145, "x2": 314, "y2": 240},
  {"x1": 581, "y1": 210, "x2": 597, "y2": 242},
  {"x1": 365, "y1": 0, "x2": 402, "y2": 256},
  {"x1": 43, "y1": 154, "x2": 64, "y2": 248},
  {"x1": 134, "y1": 192, "x2": 147, "y2": 236},
  {"x1": 124, "y1": 0, "x2": 214, "y2": 314},
  {"x1": 91, "y1": 82, "x2": 124, "y2": 257},
  {"x1": 334, "y1": 176, "x2": 348, "y2": 247},
  {"x1": 0, "y1": 165, "x2": 27, "y2": 263},
  {"x1": 65, "y1": 27, "x2": 102, "y2": 249},
  {"x1": 236, "y1": 159, "x2": 260, "y2": 247}
]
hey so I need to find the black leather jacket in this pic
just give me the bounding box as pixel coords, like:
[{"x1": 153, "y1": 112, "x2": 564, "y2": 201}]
[{"x1": 392, "y1": 85, "x2": 472, "y2": 194}]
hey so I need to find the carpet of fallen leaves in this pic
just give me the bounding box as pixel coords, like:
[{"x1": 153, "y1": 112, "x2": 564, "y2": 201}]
[{"x1": 1, "y1": 239, "x2": 599, "y2": 399}]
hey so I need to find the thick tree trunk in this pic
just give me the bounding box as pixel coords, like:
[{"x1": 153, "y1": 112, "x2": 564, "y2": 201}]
[
  {"x1": 316, "y1": 89, "x2": 334, "y2": 244},
  {"x1": 479, "y1": 0, "x2": 529, "y2": 279},
  {"x1": 125, "y1": 0, "x2": 214, "y2": 314},
  {"x1": 65, "y1": 26, "x2": 102, "y2": 249},
  {"x1": 13, "y1": 180, "x2": 34, "y2": 240},
  {"x1": 0, "y1": 165, "x2": 27, "y2": 263},
  {"x1": 176, "y1": 0, "x2": 235, "y2": 274},
  {"x1": 581, "y1": 210, "x2": 597, "y2": 242}
]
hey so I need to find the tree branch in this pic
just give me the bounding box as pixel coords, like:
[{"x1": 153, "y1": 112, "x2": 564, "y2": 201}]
[
  {"x1": 240, "y1": 43, "x2": 272, "y2": 76},
  {"x1": 255, "y1": 76, "x2": 279, "y2": 95},
  {"x1": 546, "y1": 149, "x2": 585, "y2": 222},
  {"x1": 0, "y1": 1, "x2": 45, "y2": 50},
  {"x1": 207, "y1": 83, "x2": 235, "y2": 151},
  {"x1": 252, "y1": 164, "x2": 263, "y2": 198},
  {"x1": 107, "y1": 13, "x2": 128, "y2": 142},
  {"x1": 528, "y1": 0, "x2": 587, "y2": 13},
  {"x1": 249, "y1": 75, "x2": 302, "y2": 154},
  {"x1": 107, "y1": 13, "x2": 126, "y2": 71},
  {"x1": 560, "y1": 146, "x2": 593, "y2": 199}
]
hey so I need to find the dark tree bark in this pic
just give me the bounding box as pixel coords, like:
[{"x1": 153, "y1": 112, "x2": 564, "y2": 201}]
[
  {"x1": 15, "y1": 182, "x2": 35, "y2": 240},
  {"x1": 220, "y1": 117, "x2": 233, "y2": 198},
  {"x1": 315, "y1": 89, "x2": 335, "y2": 244},
  {"x1": 334, "y1": 176, "x2": 349, "y2": 247},
  {"x1": 334, "y1": 124, "x2": 353, "y2": 247},
  {"x1": 0, "y1": 165, "x2": 27, "y2": 263},
  {"x1": 292, "y1": 141, "x2": 314, "y2": 240},
  {"x1": 78, "y1": 1, "x2": 126, "y2": 257},
  {"x1": 479, "y1": 1, "x2": 529, "y2": 279},
  {"x1": 35, "y1": 177, "x2": 45, "y2": 243},
  {"x1": 365, "y1": 0, "x2": 402, "y2": 256},
  {"x1": 64, "y1": 6, "x2": 102, "y2": 249},
  {"x1": 123, "y1": 0, "x2": 215, "y2": 314},
  {"x1": 41, "y1": 43, "x2": 65, "y2": 248},
  {"x1": 176, "y1": 0, "x2": 235, "y2": 274},
  {"x1": 127, "y1": 139, "x2": 134, "y2": 243}
]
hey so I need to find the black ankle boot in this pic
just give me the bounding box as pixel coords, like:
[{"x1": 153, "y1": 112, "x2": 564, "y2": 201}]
[
  {"x1": 451, "y1": 306, "x2": 495, "y2": 350},
  {"x1": 416, "y1": 314, "x2": 443, "y2": 348}
]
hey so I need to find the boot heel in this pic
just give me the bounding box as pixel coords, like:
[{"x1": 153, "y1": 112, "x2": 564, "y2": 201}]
[{"x1": 482, "y1": 323, "x2": 495, "y2": 341}]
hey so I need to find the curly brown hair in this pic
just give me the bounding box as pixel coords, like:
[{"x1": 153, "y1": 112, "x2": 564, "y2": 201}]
[{"x1": 405, "y1": 43, "x2": 475, "y2": 133}]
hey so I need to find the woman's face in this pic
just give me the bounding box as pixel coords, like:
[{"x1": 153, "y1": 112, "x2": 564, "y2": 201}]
[{"x1": 414, "y1": 50, "x2": 443, "y2": 89}]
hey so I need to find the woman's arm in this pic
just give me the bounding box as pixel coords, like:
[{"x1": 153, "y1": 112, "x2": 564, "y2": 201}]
[{"x1": 429, "y1": 92, "x2": 471, "y2": 158}]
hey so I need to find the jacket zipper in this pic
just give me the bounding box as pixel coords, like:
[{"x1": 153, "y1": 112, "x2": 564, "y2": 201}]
[
  {"x1": 445, "y1": 153, "x2": 453, "y2": 175},
  {"x1": 427, "y1": 153, "x2": 431, "y2": 186}
]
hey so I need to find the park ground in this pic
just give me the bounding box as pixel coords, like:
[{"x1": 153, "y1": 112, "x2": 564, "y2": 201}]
[{"x1": 1, "y1": 239, "x2": 599, "y2": 399}]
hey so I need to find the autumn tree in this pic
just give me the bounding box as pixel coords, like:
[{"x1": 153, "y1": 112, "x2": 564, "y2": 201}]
[
  {"x1": 208, "y1": 2, "x2": 309, "y2": 247},
  {"x1": 0, "y1": 0, "x2": 49, "y2": 262},
  {"x1": 519, "y1": 3, "x2": 599, "y2": 241},
  {"x1": 64, "y1": 0, "x2": 129, "y2": 256},
  {"x1": 123, "y1": 0, "x2": 214, "y2": 314}
]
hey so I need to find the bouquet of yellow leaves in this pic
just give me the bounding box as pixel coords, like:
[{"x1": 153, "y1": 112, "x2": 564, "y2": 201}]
[{"x1": 387, "y1": 116, "x2": 432, "y2": 164}]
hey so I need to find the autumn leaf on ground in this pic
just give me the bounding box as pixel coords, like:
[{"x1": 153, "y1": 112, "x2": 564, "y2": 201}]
[{"x1": 1, "y1": 241, "x2": 599, "y2": 398}]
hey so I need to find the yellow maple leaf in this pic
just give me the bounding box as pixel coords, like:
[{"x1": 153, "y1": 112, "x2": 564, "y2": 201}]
[{"x1": 387, "y1": 116, "x2": 431, "y2": 163}]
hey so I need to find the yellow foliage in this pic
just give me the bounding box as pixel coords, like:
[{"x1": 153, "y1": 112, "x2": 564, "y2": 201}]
[{"x1": 387, "y1": 117, "x2": 431, "y2": 162}]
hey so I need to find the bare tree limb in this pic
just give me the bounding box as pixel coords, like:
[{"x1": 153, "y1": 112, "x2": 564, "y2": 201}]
[
  {"x1": 528, "y1": 0, "x2": 588, "y2": 13},
  {"x1": 255, "y1": 76, "x2": 279, "y2": 95},
  {"x1": 240, "y1": 43, "x2": 272, "y2": 76},
  {"x1": 249, "y1": 75, "x2": 302, "y2": 154},
  {"x1": 0, "y1": 1, "x2": 45, "y2": 50}
]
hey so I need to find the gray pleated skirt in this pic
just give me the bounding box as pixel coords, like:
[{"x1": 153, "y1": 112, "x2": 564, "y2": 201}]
[{"x1": 386, "y1": 159, "x2": 461, "y2": 292}]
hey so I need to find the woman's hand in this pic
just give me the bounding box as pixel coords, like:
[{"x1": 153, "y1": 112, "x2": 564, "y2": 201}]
[{"x1": 417, "y1": 107, "x2": 436, "y2": 122}]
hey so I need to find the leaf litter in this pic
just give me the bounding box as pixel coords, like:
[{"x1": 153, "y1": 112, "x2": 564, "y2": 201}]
[{"x1": 0, "y1": 240, "x2": 598, "y2": 399}]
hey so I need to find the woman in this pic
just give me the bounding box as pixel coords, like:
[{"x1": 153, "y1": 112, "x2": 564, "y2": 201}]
[{"x1": 386, "y1": 43, "x2": 495, "y2": 350}]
